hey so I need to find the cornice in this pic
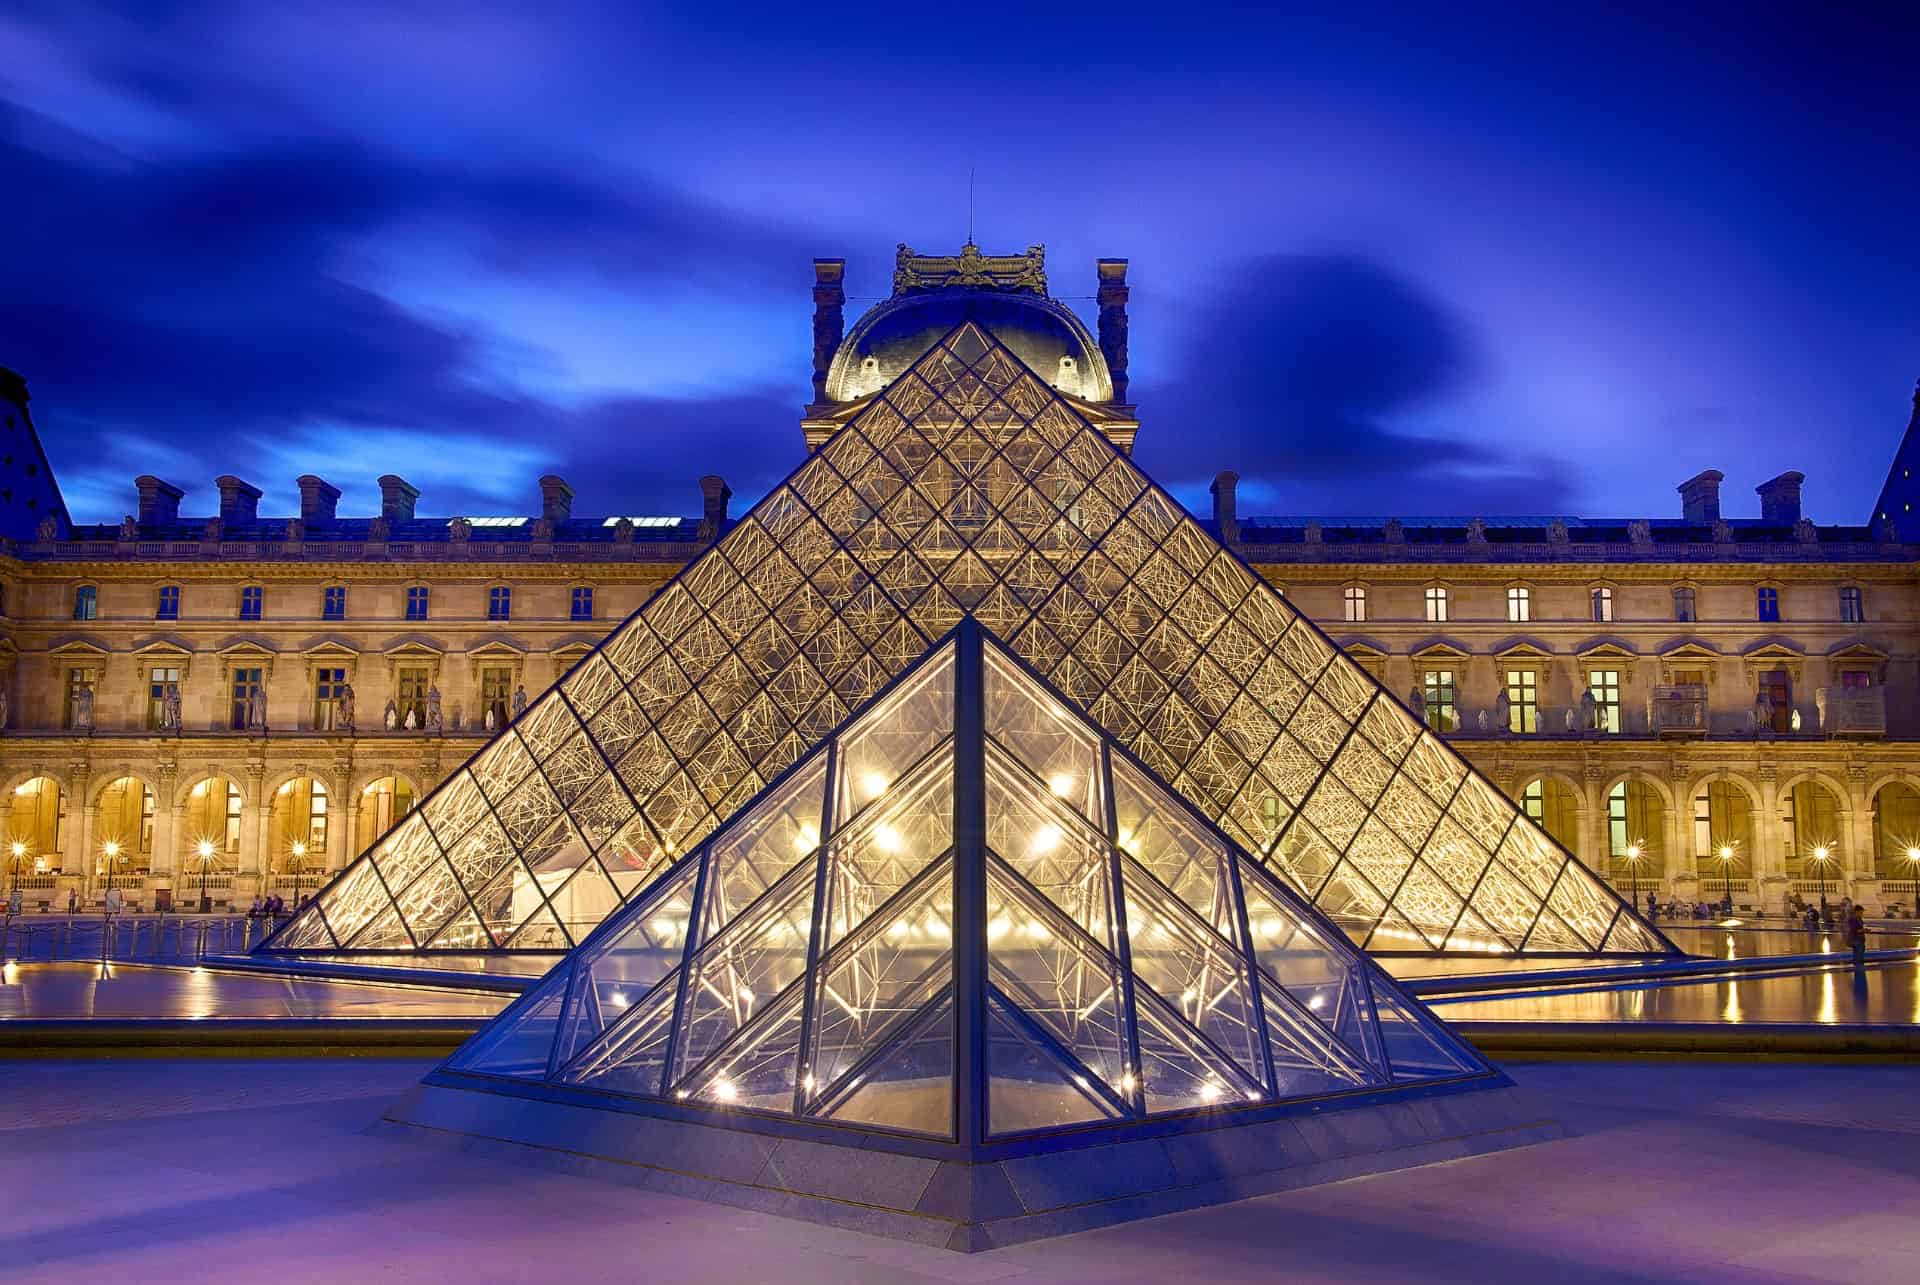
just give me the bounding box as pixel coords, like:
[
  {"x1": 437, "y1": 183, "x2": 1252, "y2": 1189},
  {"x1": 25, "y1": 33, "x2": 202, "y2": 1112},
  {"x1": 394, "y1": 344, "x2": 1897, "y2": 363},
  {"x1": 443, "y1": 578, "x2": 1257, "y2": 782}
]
[
  {"x1": 1, "y1": 559, "x2": 686, "y2": 581},
  {"x1": 1248, "y1": 560, "x2": 1920, "y2": 583}
]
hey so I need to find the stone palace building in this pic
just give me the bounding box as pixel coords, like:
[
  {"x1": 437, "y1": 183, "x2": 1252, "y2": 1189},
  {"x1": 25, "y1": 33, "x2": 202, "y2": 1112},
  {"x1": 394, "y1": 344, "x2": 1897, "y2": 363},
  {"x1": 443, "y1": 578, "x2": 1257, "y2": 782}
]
[{"x1": 3, "y1": 244, "x2": 1919, "y2": 915}]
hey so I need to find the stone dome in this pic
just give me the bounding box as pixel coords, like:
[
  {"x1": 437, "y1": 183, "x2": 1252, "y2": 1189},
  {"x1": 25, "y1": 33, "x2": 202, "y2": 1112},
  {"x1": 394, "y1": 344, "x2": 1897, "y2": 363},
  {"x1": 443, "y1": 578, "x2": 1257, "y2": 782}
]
[{"x1": 825, "y1": 289, "x2": 1113, "y2": 403}]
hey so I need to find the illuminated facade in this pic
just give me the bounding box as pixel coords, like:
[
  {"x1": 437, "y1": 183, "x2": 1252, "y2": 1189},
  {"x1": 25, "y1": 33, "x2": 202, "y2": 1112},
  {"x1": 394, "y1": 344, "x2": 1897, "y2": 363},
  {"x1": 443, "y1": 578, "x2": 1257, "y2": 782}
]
[{"x1": 2, "y1": 246, "x2": 1918, "y2": 918}]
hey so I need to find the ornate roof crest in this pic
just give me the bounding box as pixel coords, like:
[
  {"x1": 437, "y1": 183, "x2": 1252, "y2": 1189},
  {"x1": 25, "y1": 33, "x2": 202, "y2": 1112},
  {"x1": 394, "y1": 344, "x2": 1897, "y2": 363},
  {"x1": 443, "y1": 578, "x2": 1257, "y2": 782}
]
[{"x1": 891, "y1": 240, "x2": 1046, "y2": 296}]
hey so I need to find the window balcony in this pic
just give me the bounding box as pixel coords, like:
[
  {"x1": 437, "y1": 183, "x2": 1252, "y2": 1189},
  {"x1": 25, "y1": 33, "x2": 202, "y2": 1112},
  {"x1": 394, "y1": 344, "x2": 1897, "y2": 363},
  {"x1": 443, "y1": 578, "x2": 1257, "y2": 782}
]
[
  {"x1": 1648, "y1": 685, "x2": 1708, "y2": 737},
  {"x1": 1815, "y1": 685, "x2": 1885, "y2": 738}
]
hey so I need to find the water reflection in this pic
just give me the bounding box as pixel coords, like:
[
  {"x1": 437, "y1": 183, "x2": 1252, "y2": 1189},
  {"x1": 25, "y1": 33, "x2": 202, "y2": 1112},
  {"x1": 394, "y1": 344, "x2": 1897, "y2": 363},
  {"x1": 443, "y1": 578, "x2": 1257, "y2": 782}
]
[
  {"x1": 0, "y1": 961, "x2": 508, "y2": 1020},
  {"x1": 1434, "y1": 958, "x2": 1920, "y2": 1026}
]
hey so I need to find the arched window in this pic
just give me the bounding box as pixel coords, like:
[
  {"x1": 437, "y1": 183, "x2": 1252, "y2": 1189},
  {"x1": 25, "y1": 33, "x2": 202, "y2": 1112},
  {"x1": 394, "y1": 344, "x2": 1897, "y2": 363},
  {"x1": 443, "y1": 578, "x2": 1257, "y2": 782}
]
[
  {"x1": 1591, "y1": 586, "x2": 1613, "y2": 622},
  {"x1": 96, "y1": 776, "x2": 156, "y2": 874},
  {"x1": 1604, "y1": 780, "x2": 1665, "y2": 884},
  {"x1": 5, "y1": 777, "x2": 67, "y2": 872},
  {"x1": 1342, "y1": 586, "x2": 1366, "y2": 622},
  {"x1": 268, "y1": 778, "x2": 329, "y2": 880},
  {"x1": 1693, "y1": 781, "x2": 1753, "y2": 881},
  {"x1": 356, "y1": 777, "x2": 417, "y2": 851},
  {"x1": 1519, "y1": 778, "x2": 1579, "y2": 853},
  {"x1": 183, "y1": 776, "x2": 243, "y2": 862},
  {"x1": 1424, "y1": 586, "x2": 1448, "y2": 623},
  {"x1": 1783, "y1": 781, "x2": 1843, "y2": 879},
  {"x1": 1873, "y1": 783, "x2": 1920, "y2": 883}
]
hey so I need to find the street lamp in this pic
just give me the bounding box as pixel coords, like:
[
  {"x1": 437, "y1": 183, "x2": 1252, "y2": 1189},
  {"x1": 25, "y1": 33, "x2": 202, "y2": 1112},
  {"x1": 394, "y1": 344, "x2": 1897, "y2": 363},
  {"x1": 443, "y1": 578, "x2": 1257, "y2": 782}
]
[
  {"x1": 7, "y1": 839, "x2": 26, "y2": 898},
  {"x1": 1716, "y1": 843, "x2": 1735, "y2": 914},
  {"x1": 1906, "y1": 847, "x2": 1920, "y2": 917},
  {"x1": 196, "y1": 839, "x2": 217, "y2": 914},
  {"x1": 1624, "y1": 842, "x2": 1643, "y2": 910},
  {"x1": 1808, "y1": 844, "x2": 1835, "y2": 904}
]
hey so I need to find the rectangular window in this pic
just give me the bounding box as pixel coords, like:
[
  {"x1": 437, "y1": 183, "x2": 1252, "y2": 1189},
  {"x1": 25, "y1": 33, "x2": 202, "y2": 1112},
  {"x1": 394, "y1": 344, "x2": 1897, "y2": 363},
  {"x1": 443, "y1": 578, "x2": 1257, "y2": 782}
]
[
  {"x1": 480, "y1": 666, "x2": 513, "y2": 728},
  {"x1": 487, "y1": 586, "x2": 511, "y2": 621},
  {"x1": 146, "y1": 666, "x2": 181, "y2": 730},
  {"x1": 1839, "y1": 586, "x2": 1864, "y2": 623},
  {"x1": 1588, "y1": 669, "x2": 1622, "y2": 734},
  {"x1": 1673, "y1": 586, "x2": 1696, "y2": 622},
  {"x1": 1840, "y1": 670, "x2": 1872, "y2": 691},
  {"x1": 1343, "y1": 586, "x2": 1366, "y2": 622},
  {"x1": 1591, "y1": 587, "x2": 1613, "y2": 622},
  {"x1": 323, "y1": 586, "x2": 347, "y2": 620},
  {"x1": 312, "y1": 667, "x2": 348, "y2": 731},
  {"x1": 405, "y1": 585, "x2": 429, "y2": 621},
  {"x1": 1506, "y1": 586, "x2": 1530, "y2": 622},
  {"x1": 1756, "y1": 587, "x2": 1779, "y2": 622},
  {"x1": 1608, "y1": 786, "x2": 1630, "y2": 859},
  {"x1": 1421, "y1": 669, "x2": 1457, "y2": 732},
  {"x1": 73, "y1": 585, "x2": 97, "y2": 621},
  {"x1": 64, "y1": 667, "x2": 96, "y2": 728},
  {"x1": 239, "y1": 585, "x2": 263, "y2": 620},
  {"x1": 397, "y1": 667, "x2": 431, "y2": 728},
  {"x1": 1424, "y1": 587, "x2": 1448, "y2": 623},
  {"x1": 1505, "y1": 669, "x2": 1539, "y2": 733},
  {"x1": 570, "y1": 586, "x2": 594, "y2": 621},
  {"x1": 229, "y1": 667, "x2": 263, "y2": 730},
  {"x1": 156, "y1": 585, "x2": 181, "y2": 620}
]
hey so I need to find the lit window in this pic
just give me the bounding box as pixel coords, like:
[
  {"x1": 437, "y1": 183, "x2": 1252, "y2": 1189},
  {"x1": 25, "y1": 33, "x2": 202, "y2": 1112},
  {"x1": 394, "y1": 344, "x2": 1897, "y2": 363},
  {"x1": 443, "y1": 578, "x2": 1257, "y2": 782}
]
[
  {"x1": 1342, "y1": 585, "x2": 1367, "y2": 623},
  {"x1": 570, "y1": 586, "x2": 594, "y2": 621},
  {"x1": 487, "y1": 586, "x2": 512, "y2": 621},
  {"x1": 156, "y1": 585, "x2": 181, "y2": 621},
  {"x1": 1607, "y1": 783, "x2": 1630, "y2": 858},
  {"x1": 1505, "y1": 669, "x2": 1538, "y2": 733},
  {"x1": 72, "y1": 585, "x2": 97, "y2": 621},
  {"x1": 1839, "y1": 586, "x2": 1863, "y2": 623},
  {"x1": 1506, "y1": 586, "x2": 1530, "y2": 623},
  {"x1": 1588, "y1": 669, "x2": 1622, "y2": 734},
  {"x1": 1840, "y1": 669, "x2": 1872, "y2": 691},
  {"x1": 1421, "y1": 669, "x2": 1456, "y2": 732},
  {"x1": 481, "y1": 666, "x2": 513, "y2": 727},
  {"x1": 1424, "y1": 586, "x2": 1448, "y2": 623},
  {"x1": 1673, "y1": 586, "x2": 1696, "y2": 622},
  {"x1": 405, "y1": 585, "x2": 429, "y2": 621},
  {"x1": 1756, "y1": 586, "x2": 1779, "y2": 622},
  {"x1": 312, "y1": 667, "x2": 348, "y2": 731},
  {"x1": 228, "y1": 667, "x2": 264, "y2": 730},
  {"x1": 64, "y1": 667, "x2": 96, "y2": 728},
  {"x1": 146, "y1": 667, "x2": 181, "y2": 730},
  {"x1": 1590, "y1": 587, "x2": 1613, "y2": 622},
  {"x1": 239, "y1": 585, "x2": 263, "y2": 620},
  {"x1": 396, "y1": 667, "x2": 431, "y2": 727},
  {"x1": 323, "y1": 585, "x2": 347, "y2": 620}
]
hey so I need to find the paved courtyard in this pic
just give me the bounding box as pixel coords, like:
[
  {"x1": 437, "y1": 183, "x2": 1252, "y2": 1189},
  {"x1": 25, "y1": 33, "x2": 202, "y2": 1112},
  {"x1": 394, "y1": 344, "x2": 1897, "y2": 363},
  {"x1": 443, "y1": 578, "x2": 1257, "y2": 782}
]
[{"x1": 1, "y1": 1056, "x2": 1916, "y2": 1282}]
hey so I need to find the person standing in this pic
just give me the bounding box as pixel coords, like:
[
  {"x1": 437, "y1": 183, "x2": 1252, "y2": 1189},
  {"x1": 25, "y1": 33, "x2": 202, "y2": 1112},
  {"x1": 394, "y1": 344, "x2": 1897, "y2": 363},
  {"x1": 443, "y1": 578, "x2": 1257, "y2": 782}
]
[
  {"x1": 1645, "y1": 890, "x2": 1657, "y2": 921},
  {"x1": 1847, "y1": 903, "x2": 1868, "y2": 968}
]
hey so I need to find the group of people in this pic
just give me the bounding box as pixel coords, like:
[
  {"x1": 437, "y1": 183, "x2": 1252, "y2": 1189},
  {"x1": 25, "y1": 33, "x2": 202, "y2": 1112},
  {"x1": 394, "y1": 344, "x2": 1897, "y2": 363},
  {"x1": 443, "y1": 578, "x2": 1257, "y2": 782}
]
[{"x1": 246, "y1": 894, "x2": 290, "y2": 919}]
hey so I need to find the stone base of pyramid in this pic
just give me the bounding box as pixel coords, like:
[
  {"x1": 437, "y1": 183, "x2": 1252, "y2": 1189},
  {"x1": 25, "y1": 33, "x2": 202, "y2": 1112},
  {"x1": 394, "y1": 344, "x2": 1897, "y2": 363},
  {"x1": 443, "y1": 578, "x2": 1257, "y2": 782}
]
[{"x1": 377, "y1": 1072, "x2": 1563, "y2": 1251}]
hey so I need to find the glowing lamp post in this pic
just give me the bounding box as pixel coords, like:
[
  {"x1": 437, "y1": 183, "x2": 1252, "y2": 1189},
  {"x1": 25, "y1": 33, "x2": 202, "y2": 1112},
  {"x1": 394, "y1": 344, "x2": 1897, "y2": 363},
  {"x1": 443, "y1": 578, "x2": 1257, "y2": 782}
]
[
  {"x1": 7, "y1": 839, "x2": 26, "y2": 898},
  {"x1": 1809, "y1": 845, "x2": 1833, "y2": 901},
  {"x1": 1716, "y1": 844, "x2": 1735, "y2": 913},
  {"x1": 1624, "y1": 842, "x2": 1643, "y2": 909},
  {"x1": 196, "y1": 839, "x2": 217, "y2": 914}
]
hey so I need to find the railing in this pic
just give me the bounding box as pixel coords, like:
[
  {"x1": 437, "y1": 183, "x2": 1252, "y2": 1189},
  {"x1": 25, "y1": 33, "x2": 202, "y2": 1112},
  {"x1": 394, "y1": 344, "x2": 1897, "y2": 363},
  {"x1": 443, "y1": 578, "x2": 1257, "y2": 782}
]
[
  {"x1": 1816, "y1": 686, "x2": 1885, "y2": 738},
  {"x1": 0, "y1": 913, "x2": 275, "y2": 963},
  {"x1": 1648, "y1": 685, "x2": 1708, "y2": 736}
]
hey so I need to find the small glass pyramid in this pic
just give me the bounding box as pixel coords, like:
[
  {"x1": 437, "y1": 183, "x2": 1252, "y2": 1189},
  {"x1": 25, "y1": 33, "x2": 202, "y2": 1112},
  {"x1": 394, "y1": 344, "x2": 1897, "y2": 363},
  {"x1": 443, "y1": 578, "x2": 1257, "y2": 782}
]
[
  {"x1": 265, "y1": 318, "x2": 1672, "y2": 960},
  {"x1": 442, "y1": 623, "x2": 1488, "y2": 1140}
]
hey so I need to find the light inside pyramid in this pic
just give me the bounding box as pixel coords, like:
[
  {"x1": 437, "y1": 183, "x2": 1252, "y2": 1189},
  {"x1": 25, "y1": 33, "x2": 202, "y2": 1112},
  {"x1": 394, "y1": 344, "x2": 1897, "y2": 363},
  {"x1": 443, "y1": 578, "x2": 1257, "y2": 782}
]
[
  {"x1": 265, "y1": 320, "x2": 1670, "y2": 960},
  {"x1": 441, "y1": 627, "x2": 1490, "y2": 1140}
]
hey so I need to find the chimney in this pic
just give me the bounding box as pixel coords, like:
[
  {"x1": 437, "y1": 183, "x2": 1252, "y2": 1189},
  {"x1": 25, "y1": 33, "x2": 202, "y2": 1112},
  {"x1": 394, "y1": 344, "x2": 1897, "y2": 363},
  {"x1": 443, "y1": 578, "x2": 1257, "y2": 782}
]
[
  {"x1": 811, "y1": 259, "x2": 846, "y2": 404},
  {"x1": 134, "y1": 476, "x2": 184, "y2": 525},
  {"x1": 698, "y1": 475, "x2": 732, "y2": 542},
  {"x1": 296, "y1": 474, "x2": 341, "y2": 527},
  {"x1": 1755, "y1": 471, "x2": 1804, "y2": 525},
  {"x1": 539, "y1": 475, "x2": 574, "y2": 523},
  {"x1": 1097, "y1": 259, "x2": 1130, "y2": 404},
  {"x1": 1678, "y1": 469, "x2": 1723, "y2": 524},
  {"x1": 377, "y1": 474, "x2": 419, "y2": 522},
  {"x1": 1210, "y1": 470, "x2": 1239, "y2": 543},
  {"x1": 215, "y1": 475, "x2": 262, "y2": 524}
]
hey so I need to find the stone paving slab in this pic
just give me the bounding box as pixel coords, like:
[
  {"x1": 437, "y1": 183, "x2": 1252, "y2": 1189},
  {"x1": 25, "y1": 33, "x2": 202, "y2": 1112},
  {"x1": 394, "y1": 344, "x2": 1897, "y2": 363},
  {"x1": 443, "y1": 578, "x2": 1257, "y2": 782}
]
[{"x1": 0, "y1": 1058, "x2": 1917, "y2": 1282}]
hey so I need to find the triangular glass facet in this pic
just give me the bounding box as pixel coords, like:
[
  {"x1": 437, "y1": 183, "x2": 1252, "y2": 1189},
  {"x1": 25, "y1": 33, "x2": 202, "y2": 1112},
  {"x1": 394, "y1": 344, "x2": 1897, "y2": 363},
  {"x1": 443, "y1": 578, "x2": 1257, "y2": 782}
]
[
  {"x1": 986, "y1": 992, "x2": 1122, "y2": 1136},
  {"x1": 272, "y1": 319, "x2": 1665, "y2": 964},
  {"x1": 822, "y1": 994, "x2": 955, "y2": 1138}
]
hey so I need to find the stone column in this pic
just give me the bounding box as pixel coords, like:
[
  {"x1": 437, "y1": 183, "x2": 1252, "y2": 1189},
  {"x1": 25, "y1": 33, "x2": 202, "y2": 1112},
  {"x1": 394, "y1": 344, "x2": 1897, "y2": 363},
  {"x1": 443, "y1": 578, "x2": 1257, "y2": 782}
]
[
  {"x1": 337, "y1": 796, "x2": 359, "y2": 872},
  {"x1": 77, "y1": 805, "x2": 98, "y2": 897},
  {"x1": 239, "y1": 765, "x2": 267, "y2": 898},
  {"x1": 1754, "y1": 766, "x2": 1786, "y2": 913}
]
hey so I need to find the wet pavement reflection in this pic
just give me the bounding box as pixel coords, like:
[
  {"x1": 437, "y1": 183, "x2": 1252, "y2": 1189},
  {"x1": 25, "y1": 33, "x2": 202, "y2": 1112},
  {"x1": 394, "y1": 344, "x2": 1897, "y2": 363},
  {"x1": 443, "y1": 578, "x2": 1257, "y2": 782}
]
[
  {"x1": 0, "y1": 961, "x2": 509, "y2": 1020},
  {"x1": 1430, "y1": 957, "x2": 1920, "y2": 1026}
]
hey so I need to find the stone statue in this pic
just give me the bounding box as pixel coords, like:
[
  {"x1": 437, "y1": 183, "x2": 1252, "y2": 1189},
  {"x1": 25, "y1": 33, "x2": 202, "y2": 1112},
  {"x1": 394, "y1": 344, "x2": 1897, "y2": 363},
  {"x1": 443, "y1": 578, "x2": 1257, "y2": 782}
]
[
  {"x1": 384, "y1": 699, "x2": 398, "y2": 731},
  {"x1": 1407, "y1": 685, "x2": 1426, "y2": 722},
  {"x1": 447, "y1": 517, "x2": 471, "y2": 542},
  {"x1": 162, "y1": 683, "x2": 182, "y2": 732},
  {"x1": 1578, "y1": 687, "x2": 1597, "y2": 733},
  {"x1": 404, "y1": 707, "x2": 418, "y2": 731},
  {"x1": 1754, "y1": 689, "x2": 1773, "y2": 736},
  {"x1": 425, "y1": 686, "x2": 443, "y2": 733},
  {"x1": 1790, "y1": 707, "x2": 1802, "y2": 732},
  {"x1": 0, "y1": 686, "x2": 9, "y2": 730},
  {"x1": 337, "y1": 682, "x2": 355, "y2": 733},
  {"x1": 118, "y1": 515, "x2": 139, "y2": 540},
  {"x1": 1476, "y1": 708, "x2": 1489, "y2": 732},
  {"x1": 73, "y1": 683, "x2": 95, "y2": 731},
  {"x1": 484, "y1": 705, "x2": 497, "y2": 732},
  {"x1": 368, "y1": 515, "x2": 391, "y2": 542},
  {"x1": 531, "y1": 517, "x2": 553, "y2": 542},
  {"x1": 1563, "y1": 707, "x2": 1577, "y2": 733},
  {"x1": 35, "y1": 515, "x2": 58, "y2": 542},
  {"x1": 612, "y1": 518, "x2": 635, "y2": 544},
  {"x1": 1627, "y1": 519, "x2": 1652, "y2": 545},
  {"x1": 1548, "y1": 519, "x2": 1569, "y2": 544},
  {"x1": 246, "y1": 684, "x2": 266, "y2": 731},
  {"x1": 511, "y1": 685, "x2": 527, "y2": 718},
  {"x1": 1493, "y1": 690, "x2": 1511, "y2": 733}
]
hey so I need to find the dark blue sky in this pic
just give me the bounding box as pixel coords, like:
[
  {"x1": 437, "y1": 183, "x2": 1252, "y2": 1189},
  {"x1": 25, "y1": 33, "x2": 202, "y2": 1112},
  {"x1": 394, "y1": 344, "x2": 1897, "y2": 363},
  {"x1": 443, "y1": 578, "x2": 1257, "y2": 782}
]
[{"x1": 3, "y1": 2, "x2": 1915, "y2": 524}]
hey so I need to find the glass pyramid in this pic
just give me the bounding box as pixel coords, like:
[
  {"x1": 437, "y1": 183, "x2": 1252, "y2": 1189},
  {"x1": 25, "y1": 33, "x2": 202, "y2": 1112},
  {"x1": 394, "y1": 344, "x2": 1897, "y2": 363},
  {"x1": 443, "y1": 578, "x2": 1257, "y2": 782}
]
[
  {"x1": 441, "y1": 623, "x2": 1489, "y2": 1140},
  {"x1": 263, "y1": 319, "x2": 1672, "y2": 959}
]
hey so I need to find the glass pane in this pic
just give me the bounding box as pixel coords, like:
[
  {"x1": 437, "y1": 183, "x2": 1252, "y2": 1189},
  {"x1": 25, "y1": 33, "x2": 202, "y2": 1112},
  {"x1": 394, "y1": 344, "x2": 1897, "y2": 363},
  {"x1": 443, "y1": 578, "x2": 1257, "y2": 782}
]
[
  {"x1": 1259, "y1": 976, "x2": 1380, "y2": 1096},
  {"x1": 1240, "y1": 868, "x2": 1356, "y2": 1025},
  {"x1": 1369, "y1": 980, "x2": 1480, "y2": 1080},
  {"x1": 1119, "y1": 851, "x2": 1262, "y2": 1085},
  {"x1": 821, "y1": 743, "x2": 954, "y2": 952},
  {"x1": 822, "y1": 995, "x2": 954, "y2": 1137},
  {"x1": 682, "y1": 987, "x2": 805, "y2": 1112},
  {"x1": 834, "y1": 641, "x2": 955, "y2": 823},
  {"x1": 1112, "y1": 757, "x2": 1235, "y2": 941},
  {"x1": 669, "y1": 861, "x2": 817, "y2": 1084},
  {"x1": 986, "y1": 747, "x2": 1115, "y2": 951},
  {"x1": 1132, "y1": 984, "x2": 1263, "y2": 1114},
  {"x1": 986, "y1": 992, "x2": 1122, "y2": 1136},
  {"x1": 563, "y1": 971, "x2": 679, "y2": 1095},
  {"x1": 575, "y1": 857, "x2": 700, "y2": 1027},
  {"x1": 807, "y1": 859, "x2": 952, "y2": 1103},
  {"x1": 697, "y1": 752, "x2": 829, "y2": 947},
  {"x1": 986, "y1": 864, "x2": 1128, "y2": 1094},
  {"x1": 983, "y1": 644, "x2": 1103, "y2": 827},
  {"x1": 447, "y1": 964, "x2": 569, "y2": 1079}
]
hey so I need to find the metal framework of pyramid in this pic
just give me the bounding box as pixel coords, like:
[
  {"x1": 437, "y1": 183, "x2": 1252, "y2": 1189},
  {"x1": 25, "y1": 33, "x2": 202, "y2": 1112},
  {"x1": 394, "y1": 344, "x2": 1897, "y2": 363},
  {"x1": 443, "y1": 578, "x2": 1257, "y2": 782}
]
[
  {"x1": 385, "y1": 624, "x2": 1558, "y2": 1249},
  {"x1": 265, "y1": 319, "x2": 1674, "y2": 960}
]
